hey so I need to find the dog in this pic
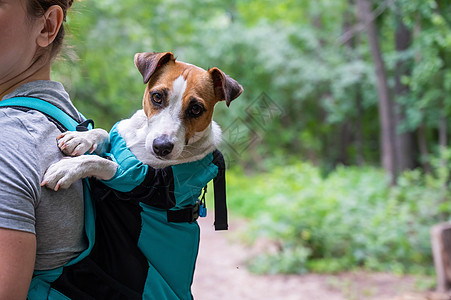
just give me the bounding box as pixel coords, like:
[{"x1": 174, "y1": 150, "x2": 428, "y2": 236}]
[
  {"x1": 41, "y1": 52, "x2": 243, "y2": 190},
  {"x1": 37, "y1": 52, "x2": 242, "y2": 299}
]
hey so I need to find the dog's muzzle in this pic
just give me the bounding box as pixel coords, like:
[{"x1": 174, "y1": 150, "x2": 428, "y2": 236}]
[{"x1": 152, "y1": 135, "x2": 174, "y2": 157}]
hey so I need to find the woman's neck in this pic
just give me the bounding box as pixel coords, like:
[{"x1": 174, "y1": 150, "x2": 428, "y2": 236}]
[{"x1": 0, "y1": 59, "x2": 51, "y2": 100}]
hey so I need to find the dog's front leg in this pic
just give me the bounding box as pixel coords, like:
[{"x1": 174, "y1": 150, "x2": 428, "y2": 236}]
[
  {"x1": 41, "y1": 156, "x2": 118, "y2": 191},
  {"x1": 57, "y1": 128, "x2": 110, "y2": 156}
]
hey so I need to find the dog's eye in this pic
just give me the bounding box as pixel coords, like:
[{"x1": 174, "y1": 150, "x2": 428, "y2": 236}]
[
  {"x1": 188, "y1": 104, "x2": 205, "y2": 118},
  {"x1": 151, "y1": 92, "x2": 163, "y2": 104}
]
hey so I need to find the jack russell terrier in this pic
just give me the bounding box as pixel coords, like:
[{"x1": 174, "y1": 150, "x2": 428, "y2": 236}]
[{"x1": 41, "y1": 52, "x2": 243, "y2": 190}]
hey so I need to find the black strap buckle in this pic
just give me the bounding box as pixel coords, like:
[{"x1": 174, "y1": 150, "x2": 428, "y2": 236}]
[
  {"x1": 166, "y1": 201, "x2": 200, "y2": 223},
  {"x1": 191, "y1": 201, "x2": 200, "y2": 222},
  {"x1": 76, "y1": 119, "x2": 95, "y2": 131}
]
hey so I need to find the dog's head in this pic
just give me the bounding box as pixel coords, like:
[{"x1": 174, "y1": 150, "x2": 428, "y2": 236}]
[{"x1": 134, "y1": 52, "x2": 243, "y2": 163}]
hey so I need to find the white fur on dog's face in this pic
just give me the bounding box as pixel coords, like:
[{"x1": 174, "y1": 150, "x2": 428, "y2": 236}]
[{"x1": 145, "y1": 75, "x2": 187, "y2": 160}]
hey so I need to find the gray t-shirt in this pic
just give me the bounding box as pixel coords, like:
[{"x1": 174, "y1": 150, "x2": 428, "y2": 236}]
[{"x1": 0, "y1": 80, "x2": 87, "y2": 270}]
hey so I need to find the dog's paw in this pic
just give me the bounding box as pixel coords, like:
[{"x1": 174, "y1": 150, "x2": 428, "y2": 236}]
[
  {"x1": 57, "y1": 131, "x2": 98, "y2": 156},
  {"x1": 41, "y1": 157, "x2": 85, "y2": 191},
  {"x1": 41, "y1": 155, "x2": 118, "y2": 191}
]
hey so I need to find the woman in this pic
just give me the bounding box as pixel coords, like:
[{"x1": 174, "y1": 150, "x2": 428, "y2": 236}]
[
  {"x1": 0, "y1": 1, "x2": 84, "y2": 299},
  {"x1": 0, "y1": 1, "x2": 218, "y2": 299}
]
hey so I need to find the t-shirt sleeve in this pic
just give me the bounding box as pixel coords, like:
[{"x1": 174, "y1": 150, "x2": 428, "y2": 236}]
[{"x1": 0, "y1": 112, "x2": 40, "y2": 234}]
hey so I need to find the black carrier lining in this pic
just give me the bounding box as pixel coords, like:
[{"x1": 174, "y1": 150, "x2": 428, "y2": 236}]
[{"x1": 52, "y1": 179, "x2": 149, "y2": 299}]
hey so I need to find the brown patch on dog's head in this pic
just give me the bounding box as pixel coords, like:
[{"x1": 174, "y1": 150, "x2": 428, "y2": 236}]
[
  {"x1": 135, "y1": 52, "x2": 175, "y2": 84},
  {"x1": 135, "y1": 52, "x2": 177, "y2": 118},
  {"x1": 208, "y1": 67, "x2": 243, "y2": 107},
  {"x1": 180, "y1": 65, "x2": 243, "y2": 142},
  {"x1": 181, "y1": 67, "x2": 217, "y2": 142}
]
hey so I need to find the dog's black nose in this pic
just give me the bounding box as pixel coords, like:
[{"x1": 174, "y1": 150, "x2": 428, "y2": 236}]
[{"x1": 153, "y1": 135, "x2": 174, "y2": 157}]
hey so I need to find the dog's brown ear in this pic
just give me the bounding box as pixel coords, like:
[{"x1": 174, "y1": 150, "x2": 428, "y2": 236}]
[
  {"x1": 209, "y1": 68, "x2": 243, "y2": 106},
  {"x1": 134, "y1": 52, "x2": 175, "y2": 84}
]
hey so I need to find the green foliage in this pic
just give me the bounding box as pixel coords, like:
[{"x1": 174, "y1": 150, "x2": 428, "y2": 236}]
[
  {"x1": 49, "y1": 0, "x2": 451, "y2": 276},
  {"x1": 52, "y1": 0, "x2": 386, "y2": 166},
  {"x1": 51, "y1": 0, "x2": 451, "y2": 168},
  {"x1": 227, "y1": 151, "x2": 451, "y2": 275}
]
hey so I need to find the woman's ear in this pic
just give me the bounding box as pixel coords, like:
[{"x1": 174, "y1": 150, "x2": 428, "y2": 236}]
[{"x1": 36, "y1": 5, "x2": 64, "y2": 48}]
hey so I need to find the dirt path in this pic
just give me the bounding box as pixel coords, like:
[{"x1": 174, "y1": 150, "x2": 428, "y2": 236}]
[{"x1": 192, "y1": 215, "x2": 440, "y2": 300}]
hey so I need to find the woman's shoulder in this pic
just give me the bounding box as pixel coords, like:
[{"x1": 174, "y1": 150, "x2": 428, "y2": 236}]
[
  {"x1": 0, "y1": 107, "x2": 55, "y2": 141},
  {"x1": 0, "y1": 107, "x2": 62, "y2": 175},
  {"x1": 0, "y1": 108, "x2": 36, "y2": 137}
]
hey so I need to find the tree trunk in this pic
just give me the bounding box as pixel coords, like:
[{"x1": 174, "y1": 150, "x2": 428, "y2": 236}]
[
  {"x1": 355, "y1": 87, "x2": 365, "y2": 166},
  {"x1": 357, "y1": 0, "x2": 397, "y2": 184},
  {"x1": 412, "y1": 13, "x2": 431, "y2": 172},
  {"x1": 336, "y1": 122, "x2": 351, "y2": 166},
  {"x1": 417, "y1": 122, "x2": 431, "y2": 173},
  {"x1": 345, "y1": 0, "x2": 365, "y2": 166},
  {"x1": 439, "y1": 112, "x2": 448, "y2": 149},
  {"x1": 438, "y1": 49, "x2": 450, "y2": 150},
  {"x1": 394, "y1": 14, "x2": 416, "y2": 172}
]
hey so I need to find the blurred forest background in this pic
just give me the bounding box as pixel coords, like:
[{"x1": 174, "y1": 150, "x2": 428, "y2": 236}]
[{"x1": 55, "y1": 0, "x2": 451, "y2": 281}]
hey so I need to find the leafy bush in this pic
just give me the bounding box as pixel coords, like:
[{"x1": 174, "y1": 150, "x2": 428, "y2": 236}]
[{"x1": 226, "y1": 152, "x2": 451, "y2": 275}]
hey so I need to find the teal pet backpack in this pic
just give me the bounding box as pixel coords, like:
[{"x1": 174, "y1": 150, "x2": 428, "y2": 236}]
[{"x1": 0, "y1": 97, "x2": 228, "y2": 300}]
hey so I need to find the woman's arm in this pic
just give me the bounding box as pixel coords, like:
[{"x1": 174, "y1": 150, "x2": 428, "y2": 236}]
[{"x1": 0, "y1": 228, "x2": 36, "y2": 300}]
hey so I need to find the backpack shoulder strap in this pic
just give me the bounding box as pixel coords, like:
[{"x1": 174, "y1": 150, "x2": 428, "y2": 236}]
[
  {"x1": 212, "y1": 150, "x2": 228, "y2": 230},
  {"x1": 0, "y1": 97, "x2": 81, "y2": 131}
]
